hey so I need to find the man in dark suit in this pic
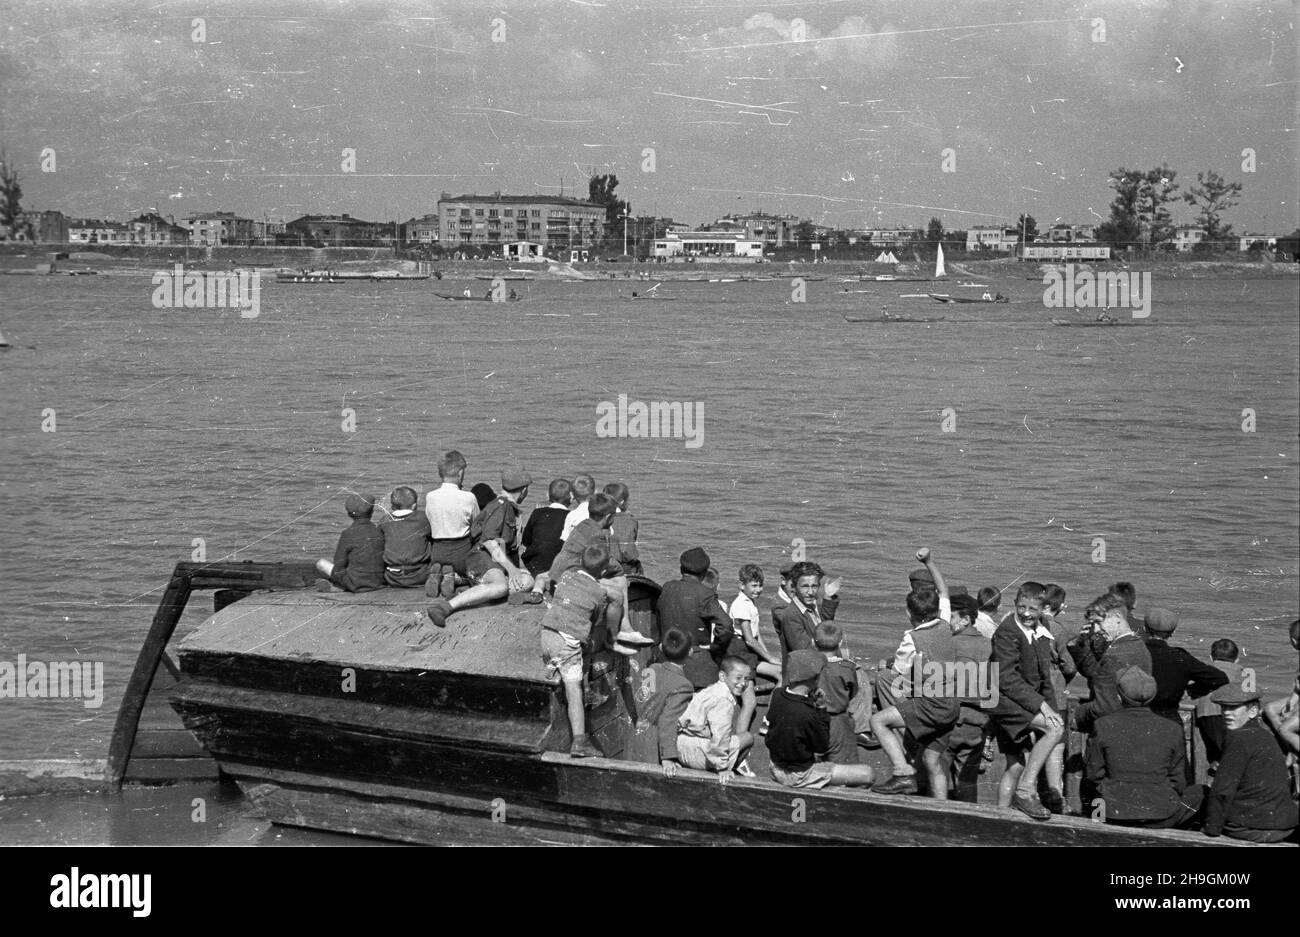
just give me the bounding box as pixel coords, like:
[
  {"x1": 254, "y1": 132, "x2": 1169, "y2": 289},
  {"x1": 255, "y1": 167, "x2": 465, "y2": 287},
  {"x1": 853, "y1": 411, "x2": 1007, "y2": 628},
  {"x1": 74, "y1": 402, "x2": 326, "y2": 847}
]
[
  {"x1": 772, "y1": 561, "x2": 835, "y2": 672},
  {"x1": 1204, "y1": 681, "x2": 1300, "y2": 843},
  {"x1": 1141, "y1": 608, "x2": 1229, "y2": 724},
  {"x1": 1070, "y1": 592, "x2": 1152, "y2": 733},
  {"x1": 1086, "y1": 666, "x2": 1205, "y2": 828},
  {"x1": 656, "y1": 547, "x2": 733, "y2": 689}
]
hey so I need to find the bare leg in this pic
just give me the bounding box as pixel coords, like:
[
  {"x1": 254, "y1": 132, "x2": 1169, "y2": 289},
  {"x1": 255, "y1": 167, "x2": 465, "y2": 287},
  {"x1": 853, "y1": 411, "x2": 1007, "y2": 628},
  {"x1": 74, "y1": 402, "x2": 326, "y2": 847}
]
[
  {"x1": 449, "y1": 569, "x2": 509, "y2": 610},
  {"x1": 562, "y1": 675, "x2": 584, "y2": 738},
  {"x1": 1046, "y1": 740, "x2": 1065, "y2": 792},
  {"x1": 1017, "y1": 721, "x2": 1064, "y2": 798},
  {"x1": 999, "y1": 756, "x2": 1024, "y2": 808},
  {"x1": 870, "y1": 709, "x2": 913, "y2": 774},
  {"x1": 922, "y1": 748, "x2": 948, "y2": 800},
  {"x1": 828, "y1": 763, "x2": 876, "y2": 787}
]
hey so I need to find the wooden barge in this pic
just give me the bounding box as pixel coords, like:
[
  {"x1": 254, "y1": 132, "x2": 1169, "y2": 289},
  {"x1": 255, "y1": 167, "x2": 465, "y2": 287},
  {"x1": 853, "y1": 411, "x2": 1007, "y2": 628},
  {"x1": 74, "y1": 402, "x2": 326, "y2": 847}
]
[{"x1": 110, "y1": 561, "x2": 1249, "y2": 846}]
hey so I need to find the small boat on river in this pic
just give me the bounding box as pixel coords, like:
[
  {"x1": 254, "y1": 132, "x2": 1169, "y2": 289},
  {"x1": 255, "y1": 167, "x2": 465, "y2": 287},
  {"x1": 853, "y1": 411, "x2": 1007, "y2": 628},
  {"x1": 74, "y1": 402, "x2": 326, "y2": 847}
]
[{"x1": 1051, "y1": 317, "x2": 1158, "y2": 327}]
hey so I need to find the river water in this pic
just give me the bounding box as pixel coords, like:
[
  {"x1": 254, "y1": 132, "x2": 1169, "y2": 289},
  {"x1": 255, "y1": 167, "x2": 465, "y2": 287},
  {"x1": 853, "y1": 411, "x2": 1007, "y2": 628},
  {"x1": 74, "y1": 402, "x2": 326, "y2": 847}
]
[{"x1": 1, "y1": 268, "x2": 1297, "y2": 761}]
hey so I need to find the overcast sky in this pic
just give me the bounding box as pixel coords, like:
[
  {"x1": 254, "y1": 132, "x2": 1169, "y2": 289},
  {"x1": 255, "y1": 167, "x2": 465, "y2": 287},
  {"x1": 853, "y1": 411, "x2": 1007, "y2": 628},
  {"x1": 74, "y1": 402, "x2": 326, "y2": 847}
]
[{"x1": 2, "y1": 0, "x2": 1295, "y2": 232}]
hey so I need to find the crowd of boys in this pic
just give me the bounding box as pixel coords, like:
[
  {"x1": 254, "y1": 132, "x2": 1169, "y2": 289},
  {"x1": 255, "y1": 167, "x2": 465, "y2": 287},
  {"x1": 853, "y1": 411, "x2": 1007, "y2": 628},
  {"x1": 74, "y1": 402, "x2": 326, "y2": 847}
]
[{"x1": 318, "y1": 460, "x2": 1299, "y2": 843}]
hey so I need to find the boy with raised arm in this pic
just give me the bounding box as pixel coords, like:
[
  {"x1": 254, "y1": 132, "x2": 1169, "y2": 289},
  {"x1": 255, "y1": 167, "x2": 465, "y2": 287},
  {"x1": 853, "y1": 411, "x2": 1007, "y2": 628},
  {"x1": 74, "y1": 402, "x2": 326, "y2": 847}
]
[{"x1": 872, "y1": 548, "x2": 960, "y2": 797}]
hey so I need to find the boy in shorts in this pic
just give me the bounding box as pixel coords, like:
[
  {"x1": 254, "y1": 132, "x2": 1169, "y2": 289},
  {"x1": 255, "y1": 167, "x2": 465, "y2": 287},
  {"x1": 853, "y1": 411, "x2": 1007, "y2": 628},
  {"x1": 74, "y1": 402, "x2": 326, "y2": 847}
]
[
  {"x1": 767, "y1": 649, "x2": 875, "y2": 790},
  {"x1": 540, "y1": 543, "x2": 616, "y2": 759},
  {"x1": 424, "y1": 450, "x2": 479, "y2": 599},
  {"x1": 676, "y1": 657, "x2": 755, "y2": 782}
]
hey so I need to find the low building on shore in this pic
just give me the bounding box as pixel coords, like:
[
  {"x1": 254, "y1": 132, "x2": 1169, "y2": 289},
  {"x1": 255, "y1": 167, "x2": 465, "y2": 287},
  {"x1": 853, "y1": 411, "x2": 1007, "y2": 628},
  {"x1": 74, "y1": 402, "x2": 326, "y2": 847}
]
[{"x1": 652, "y1": 230, "x2": 764, "y2": 259}]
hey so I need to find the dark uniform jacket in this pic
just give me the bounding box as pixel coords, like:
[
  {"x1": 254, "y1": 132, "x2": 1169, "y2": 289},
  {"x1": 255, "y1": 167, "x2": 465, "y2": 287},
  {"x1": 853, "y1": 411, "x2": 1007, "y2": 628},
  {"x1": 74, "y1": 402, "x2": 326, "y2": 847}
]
[
  {"x1": 1204, "y1": 718, "x2": 1300, "y2": 836},
  {"x1": 1144, "y1": 637, "x2": 1229, "y2": 722},
  {"x1": 331, "y1": 519, "x2": 385, "y2": 592},
  {"x1": 1085, "y1": 706, "x2": 1189, "y2": 821},
  {"x1": 629, "y1": 661, "x2": 694, "y2": 764},
  {"x1": 988, "y1": 616, "x2": 1056, "y2": 721},
  {"x1": 656, "y1": 578, "x2": 734, "y2": 689},
  {"x1": 1070, "y1": 631, "x2": 1152, "y2": 732},
  {"x1": 521, "y1": 506, "x2": 568, "y2": 575}
]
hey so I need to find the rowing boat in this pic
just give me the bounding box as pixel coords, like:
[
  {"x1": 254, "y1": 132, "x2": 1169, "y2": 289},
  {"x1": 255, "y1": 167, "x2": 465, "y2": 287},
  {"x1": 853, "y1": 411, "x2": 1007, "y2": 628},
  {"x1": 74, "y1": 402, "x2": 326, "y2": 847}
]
[
  {"x1": 930, "y1": 293, "x2": 1009, "y2": 304},
  {"x1": 1050, "y1": 317, "x2": 1159, "y2": 327},
  {"x1": 845, "y1": 314, "x2": 946, "y2": 324},
  {"x1": 435, "y1": 293, "x2": 522, "y2": 302}
]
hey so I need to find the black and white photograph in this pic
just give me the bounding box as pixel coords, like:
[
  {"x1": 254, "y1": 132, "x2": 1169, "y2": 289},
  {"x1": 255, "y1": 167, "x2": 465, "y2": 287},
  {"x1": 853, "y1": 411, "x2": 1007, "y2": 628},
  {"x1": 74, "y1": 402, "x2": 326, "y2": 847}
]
[{"x1": 1, "y1": 0, "x2": 1297, "y2": 891}]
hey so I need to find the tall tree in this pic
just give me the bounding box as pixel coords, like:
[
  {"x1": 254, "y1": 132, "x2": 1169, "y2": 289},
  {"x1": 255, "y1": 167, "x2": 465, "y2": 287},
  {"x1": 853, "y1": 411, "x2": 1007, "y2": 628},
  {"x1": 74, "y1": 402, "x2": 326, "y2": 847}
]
[
  {"x1": 0, "y1": 150, "x2": 27, "y2": 237},
  {"x1": 793, "y1": 220, "x2": 817, "y2": 247},
  {"x1": 587, "y1": 173, "x2": 628, "y2": 225},
  {"x1": 1016, "y1": 213, "x2": 1039, "y2": 243},
  {"x1": 1097, "y1": 167, "x2": 1145, "y2": 248},
  {"x1": 926, "y1": 217, "x2": 945, "y2": 249},
  {"x1": 1139, "y1": 165, "x2": 1179, "y2": 247},
  {"x1": 1183, "y1": 170, "x2": 1242, "y2": 243}
]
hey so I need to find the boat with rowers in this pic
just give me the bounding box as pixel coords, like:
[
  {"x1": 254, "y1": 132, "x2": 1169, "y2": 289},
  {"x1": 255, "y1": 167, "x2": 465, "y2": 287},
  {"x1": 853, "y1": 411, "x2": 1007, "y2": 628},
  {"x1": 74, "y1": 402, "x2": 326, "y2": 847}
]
[
  {"x1": 845, "y1": 313, "x2": 946, "y2": 324},
  {"x1": 435, "y1": 292, "x2": 523, "y2": 302},
  {"x1": 931, "y1": 292, "x2": 1009, "y2": 304},
  {"x1": 1051, "y1": 316, "x2": 1159, "y2": 327},
  {"x1": 105, "y1": 560, "x2": 1251, "y2": 847},
  {"x1": 277, "y1": 269, "x2": 432, "y2": 283}
]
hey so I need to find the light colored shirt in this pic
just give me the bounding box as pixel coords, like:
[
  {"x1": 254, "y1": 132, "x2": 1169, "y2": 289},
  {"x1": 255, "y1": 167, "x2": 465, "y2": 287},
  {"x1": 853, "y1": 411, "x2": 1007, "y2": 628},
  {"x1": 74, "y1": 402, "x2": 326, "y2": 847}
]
[
  {"x1": 677, "y1": 680, "x2": 737, "y2": 771},
  {"x1": 729, "y1": 592, "x2": 761, "y2": 642},
  {"x1": 974, "y1": 611, "x2": 999, "y2": 640},
  {"x1": 425, "y1": 482, "x2": 478, "y2": 539},
  {"x1": 560, "y1": 500, "x2": 590, "y2": 541},
  {"x1": 1006, "y1": 611, "x2": 1053, "y2": 644}
]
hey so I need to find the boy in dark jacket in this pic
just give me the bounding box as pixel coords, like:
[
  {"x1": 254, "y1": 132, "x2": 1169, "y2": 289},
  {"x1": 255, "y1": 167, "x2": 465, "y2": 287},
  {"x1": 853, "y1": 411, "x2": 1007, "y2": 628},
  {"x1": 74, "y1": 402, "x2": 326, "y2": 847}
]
[
  {"x1": 1204, "y1": 681, "x2": 1300, "y2": 843},
  {"x1": 315, "y1": 493, "x2": 385, "y2": 593},
  {"x1": 521, "y1": 478, "x2": 572, "y2": 576},
  {"x1": 379, "y1": 486, "x2": 432, "y2": 588},
  {"x1": 631, "y1": 628, "x2": 696, "y2": 775}
]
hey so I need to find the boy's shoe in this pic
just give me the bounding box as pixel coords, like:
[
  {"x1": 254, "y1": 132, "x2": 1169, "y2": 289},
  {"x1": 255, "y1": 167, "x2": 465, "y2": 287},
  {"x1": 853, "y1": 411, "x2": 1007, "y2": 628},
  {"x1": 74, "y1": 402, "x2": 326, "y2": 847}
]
[
  {"x1": 424, "y1": 565, "x2": 444, "y2": 598},
  {"x1": 314, "y1": 578, "x2": 335, "y2": 593},
  {"x1": 856, "y1": 730, "x2": 882, "y2": 750},
  {"x1": 517, "y1": 591, "x2": 544, "y2": 605},
  {"x1": 424, "y1": 598, "x2": 453, "y2": 629},
  {"x1": 1040, "y1": 788, "x2": 1067, "y2": 815},
  {"x1": 612, "y1": 641, "x2": 638, "y2": 657},
  {"x1": 874, "y1": 772, "x2": 919, "y2": 796},
  {"x1": 569, "y1": 734, "x2": 602, "y2": 758},
  {"x1": 734, "y1": 759, "x2": 757, "y2": 779},
  {"x1": 439, "y1": 568, "x2": 457, "y2": 599},
  {"x1": 615, "y1": 629, "x2": 654, "y2": 646},
  {"x1": 1011, "y1": 791, "x2": 1052, "y2": 821}
]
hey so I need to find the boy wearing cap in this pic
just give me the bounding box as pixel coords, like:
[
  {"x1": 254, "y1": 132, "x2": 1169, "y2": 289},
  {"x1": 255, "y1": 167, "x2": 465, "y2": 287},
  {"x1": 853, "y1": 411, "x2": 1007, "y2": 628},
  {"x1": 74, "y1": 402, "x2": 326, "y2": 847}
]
[
  {"x1": 1204, "y1": 680, "x2": 1300, "y2": 842},
  {"x1": 540, "y1": 543, "x2": 617, "y2": 759},
  {"x1": 766, "y1": 649, "x2": 876, "y2": 790},
  {"x1": 315, "y1": 494, "x2": 386, "y2": 593},
  {"x1": 676, "y1": 657, "x2": 755, "y2": 782},
  {"x1": 423, "y1": 467, "x2": 535, "y2": 628},
  {"x1": 657, "y1": 547, "x2": 735, "y2": 690},
  {"x1": 425, "y1": 450, "x2": 480, "y2": 599},
  {"x1": 630, "y1": 628, "x2": 696, "y2": 775},
  {"x1": 1142, "y1": 607, "x2": 1229, "y2": 725},
  {"x1": 1085, "y1": 666, "x2": 1206, "y2": 829},
  {"x1": 521, "y1": 479, "x2": 573, "y2": 576},
  {"x1": 379, "y1": 486, "x2": 433, "y2": 588}
]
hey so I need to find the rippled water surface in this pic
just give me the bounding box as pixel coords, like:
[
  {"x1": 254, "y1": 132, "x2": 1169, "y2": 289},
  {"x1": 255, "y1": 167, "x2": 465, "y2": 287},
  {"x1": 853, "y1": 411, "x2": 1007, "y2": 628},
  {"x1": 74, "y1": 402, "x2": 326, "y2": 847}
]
[{"x1": 1, "y1": 270, "x2": 1297, "y2": 758}]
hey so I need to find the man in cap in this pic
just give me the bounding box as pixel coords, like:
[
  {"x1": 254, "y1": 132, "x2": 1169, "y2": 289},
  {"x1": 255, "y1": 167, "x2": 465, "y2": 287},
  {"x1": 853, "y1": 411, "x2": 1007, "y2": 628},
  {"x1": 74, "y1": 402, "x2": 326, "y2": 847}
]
[
  {"x1": 766, "y1": 649, "x2": 876, "y2": 790},
  {"x1": 423, "y1": 467, "x2": 535, "y2": 628},
  {"x1": 1203, "y1": 681, "x2": 1300, "y2": 842},
  {"x1": 1142, "y1": 608, "x2": 1229, "y2": 725},
  {"x1": 656, "y1": 547, "x2": 735, "y2": 689},
  {"x1": 1069, "y1": 592, "x2": 1152, "y2": 733},
  {"x1": 315, "y1": 493, "x2": 385, "y2": 593},
  {"x1": 1084, "y1": 666, "x2": 1205, "y2": 828}
]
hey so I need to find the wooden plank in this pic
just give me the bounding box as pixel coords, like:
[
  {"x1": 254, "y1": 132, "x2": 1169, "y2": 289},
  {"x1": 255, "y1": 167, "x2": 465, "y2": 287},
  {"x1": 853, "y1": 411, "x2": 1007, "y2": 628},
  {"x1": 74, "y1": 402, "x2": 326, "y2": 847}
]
[
  {"x1": 107, "y1": 570, "x2": 192, "y2": 789},
  {"x1": 122, "y1": 757, "x2": 220, "y2": 783}
]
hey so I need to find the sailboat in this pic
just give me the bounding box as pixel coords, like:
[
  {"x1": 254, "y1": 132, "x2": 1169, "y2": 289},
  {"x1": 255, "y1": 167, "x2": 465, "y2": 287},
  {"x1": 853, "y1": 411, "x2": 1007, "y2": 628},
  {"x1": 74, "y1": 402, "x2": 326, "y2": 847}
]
[{"x1": 934, "y1": 243, "x2": 947, "y2": 279}]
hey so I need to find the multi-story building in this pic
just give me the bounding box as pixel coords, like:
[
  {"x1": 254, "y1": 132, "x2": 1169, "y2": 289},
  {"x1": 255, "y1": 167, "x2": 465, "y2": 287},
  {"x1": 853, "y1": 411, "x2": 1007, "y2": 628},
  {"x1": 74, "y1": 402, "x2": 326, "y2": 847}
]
[
  {"x1": 130, "y1": 213, "x2": 189, "y2": 245},
  {"x1": 283, "y1": 214, "x2": 392, "y2": 246},
  {"x1": 860, "y1": 227, "x2": 921, "y2": 249},
  {"x1": 68, "y1": 219, "x2": 134, "y2": 245},
  {"x1": 1168, "y1": 225, "x2": 1207, "y2": 252},
  {"x1": 183, "y1": 211, "x2": 254, "y2": 246},
  {"x1": 403, "y1": 213, "x2": 441, "y2": 244},
  {"x1": 436, "y1": 193, "x2": 604, "y2": 251},
  {"x1": 710, "y1": 212, "x2": 799, "y2": 248},
  {"x1": 966, "y1": 225, "x2": 1020, "y2": 252},
  {"x1": 652, "y1": 231, "x2": 764, "y2": 259},
  {"x1": 251, "y1": 220, "x2": 286, "y2": 244},
  {"x1": 27, "y1": 210, "x2": 70, "y2": 243}
]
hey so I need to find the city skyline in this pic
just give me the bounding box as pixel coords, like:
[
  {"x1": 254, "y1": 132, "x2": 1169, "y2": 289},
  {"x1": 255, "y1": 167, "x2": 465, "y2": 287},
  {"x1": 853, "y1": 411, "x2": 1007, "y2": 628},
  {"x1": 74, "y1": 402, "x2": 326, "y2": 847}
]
[{"x1": 2, "y1": 0, "x2": 1296, "y2": 233}]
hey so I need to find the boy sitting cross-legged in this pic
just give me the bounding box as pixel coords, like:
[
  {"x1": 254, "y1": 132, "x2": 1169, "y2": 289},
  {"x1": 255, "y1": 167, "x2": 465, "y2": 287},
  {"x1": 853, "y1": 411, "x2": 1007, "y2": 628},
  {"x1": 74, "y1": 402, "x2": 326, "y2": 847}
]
[
  {"x1": 676, "y1": 657, "x2": 756, "y2": 783},
  {"x1": 767, "y1": 649, "x2": 876, "y2": 790},
  {"x1": 379, "y1": 486, "x2": 432, "y2": 588},
  {"x1": 539, "y1": 542, "x2": 620, "y2": 759}
]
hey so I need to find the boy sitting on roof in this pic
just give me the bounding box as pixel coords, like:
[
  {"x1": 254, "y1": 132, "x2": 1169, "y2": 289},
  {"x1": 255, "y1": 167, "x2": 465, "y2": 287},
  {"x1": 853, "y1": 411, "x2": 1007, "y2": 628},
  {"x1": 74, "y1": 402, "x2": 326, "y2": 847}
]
[
  {"x1": 540, "y1": 543, "x2": 619, "y2": 759},
  {"x1": 379, "y1": 486, "x2": 432, "y2": 588},
  {"x1": 315, "y1": 493, "x2": 385, "y2": 593},
  {"x1": 423, "y1": 467, "x2": 535, "y2": 629},
  {"x1": 766, "y1": 649, "x2": 875, "y2": 790}
]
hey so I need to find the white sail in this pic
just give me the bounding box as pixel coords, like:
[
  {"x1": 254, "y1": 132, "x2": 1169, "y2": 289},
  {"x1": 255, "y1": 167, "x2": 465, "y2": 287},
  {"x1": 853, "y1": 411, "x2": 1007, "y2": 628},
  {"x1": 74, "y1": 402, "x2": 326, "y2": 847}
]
[{"x1": 935, "y1": 243, "x2": 947, "y2": 278}]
